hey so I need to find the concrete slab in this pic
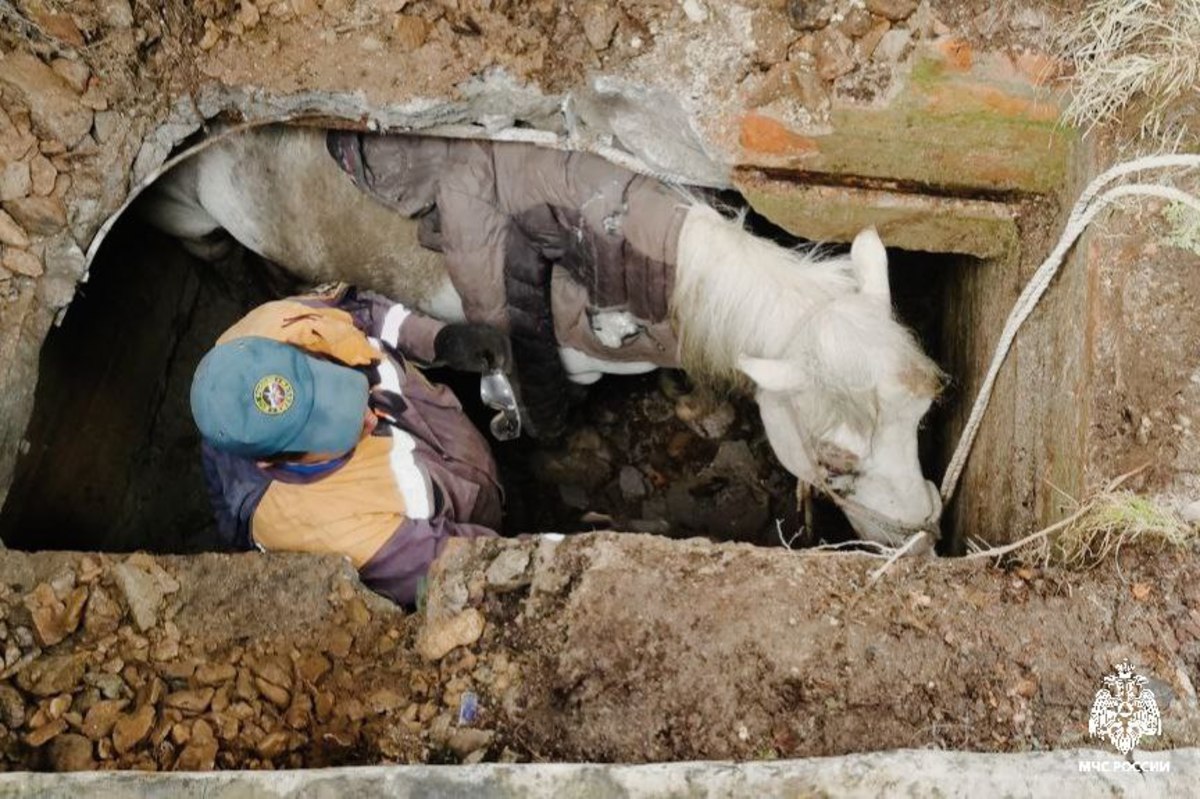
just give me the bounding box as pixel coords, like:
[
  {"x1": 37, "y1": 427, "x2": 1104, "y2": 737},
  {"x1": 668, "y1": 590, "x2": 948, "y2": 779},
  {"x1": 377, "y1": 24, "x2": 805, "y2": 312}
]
[{"x1": 0, "y1": 749, "x2": 1188, "y2": 798}]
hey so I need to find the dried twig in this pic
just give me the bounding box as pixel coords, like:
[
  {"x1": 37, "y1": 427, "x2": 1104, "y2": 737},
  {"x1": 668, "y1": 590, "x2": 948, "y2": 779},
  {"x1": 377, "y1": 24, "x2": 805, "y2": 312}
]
[
  {"x1": 867, "y1": 531, "x2": 931, "y2": 583},
  {"x1": 962, "y1": 463, "x2": 1152, "y2": 562}
]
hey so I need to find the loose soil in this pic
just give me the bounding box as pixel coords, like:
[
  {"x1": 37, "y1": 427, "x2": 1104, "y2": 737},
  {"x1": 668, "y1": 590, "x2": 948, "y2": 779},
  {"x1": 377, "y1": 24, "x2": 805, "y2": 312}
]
[{"x1": 1, "y1": 536, "x2": 1198, "y2": 771}]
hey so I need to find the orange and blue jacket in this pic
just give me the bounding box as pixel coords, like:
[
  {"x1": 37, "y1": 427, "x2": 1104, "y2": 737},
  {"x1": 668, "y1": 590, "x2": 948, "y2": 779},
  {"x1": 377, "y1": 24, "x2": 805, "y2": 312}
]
[{"x1": 200, "y1": 287, "x2": 501, "y2": 605}]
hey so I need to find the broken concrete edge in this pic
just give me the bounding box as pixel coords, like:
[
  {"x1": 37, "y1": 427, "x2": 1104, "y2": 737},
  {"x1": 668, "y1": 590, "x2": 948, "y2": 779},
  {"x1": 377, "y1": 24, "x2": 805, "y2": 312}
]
[
  {"x1": 735, "y1": 174, "x2": 1019, "y2": 258},
  {"x1": 0, "y1": 748, "x2": 1189, "y2": 797},
  {"x1": 738, "y1": 43, "x2": 1076, "y2": 196}
]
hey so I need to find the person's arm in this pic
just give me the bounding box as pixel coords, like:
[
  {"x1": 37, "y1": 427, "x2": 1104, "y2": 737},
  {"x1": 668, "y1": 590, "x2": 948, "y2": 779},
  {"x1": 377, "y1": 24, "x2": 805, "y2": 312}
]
[
  {"x1": 357, "y1": 516, "x2": 497, "y2": 607},
  {"x1": 200, "y1": 440, "x2": 270, "y2": 551},
  {"x1": 297, "y1": 286, "x2": 510, "y2": 372}
]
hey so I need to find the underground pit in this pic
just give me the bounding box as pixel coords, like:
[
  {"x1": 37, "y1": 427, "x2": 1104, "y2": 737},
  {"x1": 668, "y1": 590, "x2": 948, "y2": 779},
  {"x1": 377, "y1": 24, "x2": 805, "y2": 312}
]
[{"x1": 0, "y1": 151, "x2": 984, "y2": 555}]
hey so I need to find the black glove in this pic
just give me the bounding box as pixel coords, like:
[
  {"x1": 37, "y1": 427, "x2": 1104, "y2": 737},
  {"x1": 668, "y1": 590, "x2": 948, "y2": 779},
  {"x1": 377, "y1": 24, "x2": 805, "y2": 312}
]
[{"x1": 432, "y1": 323, "x2": 513, "y2": 373}]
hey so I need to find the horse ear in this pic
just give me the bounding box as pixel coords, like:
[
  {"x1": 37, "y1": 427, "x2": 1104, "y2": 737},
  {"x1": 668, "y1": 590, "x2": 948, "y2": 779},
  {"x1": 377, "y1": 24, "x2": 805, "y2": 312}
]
[
  {"x1": 850, "y1": 227, "x2": 890, "y2": 305},
  {"x1": 738, "y1": 355, "x2": 806, "y2": 393}
]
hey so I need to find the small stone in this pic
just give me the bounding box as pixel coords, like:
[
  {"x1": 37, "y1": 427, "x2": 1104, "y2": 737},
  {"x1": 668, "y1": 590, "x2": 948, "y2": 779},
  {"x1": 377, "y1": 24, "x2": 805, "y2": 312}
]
[
  {"x1": 873, "y1": 28, "x2": 912, "y2": 63},
  {"x1": 234, "y1": 668, "x2": 257, "y2": 701},
  {"x1": 447, "y1": 727, "x2": 494, "y2": 757},
  {"x1": 812, "y1": 26, "x2": 855, "y2": 81},
  {"x1": 284, "y1": 694, "x2": 312, "y2": 729},
  {"x1": 83, "y1": 587, "x2": 123, "y2": 638},
  {"x1": 391, "y1": 14, "x2": 430, "y2": 49},
  {"x1": 238, "y1": 1, "x2": 261, "y2": 30},
  {"x1": 170, "y1": 721, "x2": 191, "y2": 746},
  {"x1": 160, "y1": 661, "x2": 196, "y2": 681},
  {"x1": 91, "y1": 110, "x2": 127, "y2": 145},
  {"x1": 137, "y1": 677, "x2": 165, "y2": 709},
  {"x1": 26, "y1": 718, "x2": 68, "y2": 747},
  {"x1": 485, "y1": 548, "x2": 532, "y2": 591},
  {"x1": 292, "y1": 0, "x2": 320, "y2": 15},
  {"x1": 194, "y1": 663, "x2": 236, "y2": 686},
  {"x1": 619, "y1": 466, "x2": 648, "y2": 501},
  {"x1": 839, "y1": 6, "x2": 874, "y2": 37},
  {"x1": 210, "y1": 685, "x2": 231, "y2": 714},
  {"x1": 17, "y1": 654, "x2": 86, "y2": 697},
  {"x1": 417, "y1": 609, "x2": 486, "y2": 662},
  {"x1": 865, "y1": 0, "x2": 918, "y2": 21},
  {"x1": 675, "y1": 395, "x2": 737, "y2": 440},
  {"x1": 212, "y1": 713, "x2": 239, "y2": 741},
  {"x1": 112, "y1": 559, "x2": 178, "y2": 633},
  {"x1": 0, "y1": 209, "x2": 29, "y2": 248},
  {"x1": 580, "y1": 2, "x2": 619, "y2": 51},
  {"x1": 751, "y1": 9, "x2": 797, "y2": 65},
  {"x1": 80, "y1": 86, "x2": 109, "y2": 112},
  {"x1": 313, "y1": 692, "x2": 334, "y2": 722},
  {"x1": 1182, "y1": 500, "x2": 1200, "y2": 525},
  {"x1": 0, "y1": 53, "x2": 94, "y2": 147},
  {"x1": 175, "y1": 737, "x2": 218, "y2": 771},
  {"x1": 49, "y1": 59, "x2": 90, "y2": 94},
  {"x1": 786, "y1": 0, "x2": 833, "y2": 31},
  {"x1": 858, "y1": 17, "x2": 890, "y2": 59},
  {"x1": 296, "y1": 653, "x2": 330, "y2": 684},
  {"x1": 84, "y1": 672, "x2": 127, "y2": 700},
  {"x1": 254, "y1": 678, "x2": 290, "y2": 709},
  {"x1": 112, "y1": 704, "x2": 155, "y2": 753},
  {"x1": 82, "y1": 699, "x2": 128, "y2": 739},
  {"x1": 103, "y1": 0, "x2": 135, "y2": 27},
  {"x1": 2, "y1": 195, "x2": 67, "y2": 235},
  {"x1": 367, "y1": 688, "x2": 405, "y2": 715},
  {"x1": 150, "y1": 638, "x2": 179, "y2": 662},
  {"x1": 48, "y1": 693, "x2": 72, "y2": 719},
  {"x1": 251, "y1": 659, "x2": 292, "y2": 691},
  {"x1": 47, "y1": 733, "x2": 95, "y2": 770},
  {"x1": 164, "y1": 688, "x2": 214, "y2": 714},
  {"x1": 345, "y1": 597, "x2": 371, "y2": 627},
  {"x1": 0, "y1": 161, "x2": 31, "y2": 201},
  {"x1": 198, "y1": 19, "x2": 221, "y2": 50},
  {"x1": 256, "y1": 730, "x2": 290, "y2": 759},
  {"x1": 0, "y1": 684, "x2": 26, "y2": 728},
  {"x1": 325, "y1": 629, "x2": 353, "y2": 659}
]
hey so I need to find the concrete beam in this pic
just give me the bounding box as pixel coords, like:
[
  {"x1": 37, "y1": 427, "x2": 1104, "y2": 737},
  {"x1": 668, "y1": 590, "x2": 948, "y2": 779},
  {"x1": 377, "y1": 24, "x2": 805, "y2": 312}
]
[
  {"x1": 735, "y1": 173, "x2": 1018, "y2": 258},
  {"x1": 0, "y1": 749, "x2": 1188, "y2": 797}
]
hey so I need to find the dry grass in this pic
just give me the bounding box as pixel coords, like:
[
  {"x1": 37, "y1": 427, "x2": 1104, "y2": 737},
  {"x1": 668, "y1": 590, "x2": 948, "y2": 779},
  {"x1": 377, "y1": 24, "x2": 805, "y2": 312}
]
[
  {"x1": 1061, "y1": 0, "x2": 1200, "y2": 142},
  {"x1": 968, "y1": 487, "x2": 1197, "y2": 569},
  {"x1": 1035, "y1": 491, "x2": 1195, "y2": 568}
]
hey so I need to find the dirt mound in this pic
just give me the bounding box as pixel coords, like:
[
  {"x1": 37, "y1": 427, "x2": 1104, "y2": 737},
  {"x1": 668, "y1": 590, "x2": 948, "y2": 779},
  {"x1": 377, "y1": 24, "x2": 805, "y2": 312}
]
[
  {"x1": 1, "y1": 536, "x2": 1198, "y2": 771},
  {"x1": 0, "y1": 550, "x2": 510, "y2": 771}
]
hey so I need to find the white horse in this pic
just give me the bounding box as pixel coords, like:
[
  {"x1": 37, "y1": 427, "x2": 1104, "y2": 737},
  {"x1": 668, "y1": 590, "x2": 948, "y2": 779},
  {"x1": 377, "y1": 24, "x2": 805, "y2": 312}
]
[{"x1": 142, "y1": 126, "x2": 945, "y2": 547}]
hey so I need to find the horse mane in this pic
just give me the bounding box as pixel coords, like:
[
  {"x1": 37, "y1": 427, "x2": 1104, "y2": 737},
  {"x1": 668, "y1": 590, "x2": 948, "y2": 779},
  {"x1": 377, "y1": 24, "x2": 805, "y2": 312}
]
[
  {"x1": 788, "y1": 293, "x2": 945, "y2": 438},
  {"x1": 672, "y1": 202, "x2": 944, "y2": 432},
  {"x1": 673, "y1": 203, "x2": 858, "y2": 385}
]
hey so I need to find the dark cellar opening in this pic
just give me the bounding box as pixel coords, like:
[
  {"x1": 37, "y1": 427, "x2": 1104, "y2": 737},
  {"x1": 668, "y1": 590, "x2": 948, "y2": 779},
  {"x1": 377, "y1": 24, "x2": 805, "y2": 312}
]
[{"x1": 0, "y1": 183, "x2": 973, "y2": 555}]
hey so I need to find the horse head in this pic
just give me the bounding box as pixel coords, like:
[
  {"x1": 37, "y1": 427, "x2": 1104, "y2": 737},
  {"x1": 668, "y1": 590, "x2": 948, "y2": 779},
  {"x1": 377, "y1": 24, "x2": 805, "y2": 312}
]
[{"x1": 737, "y1": 229, "x2": 944, "y2": 549}]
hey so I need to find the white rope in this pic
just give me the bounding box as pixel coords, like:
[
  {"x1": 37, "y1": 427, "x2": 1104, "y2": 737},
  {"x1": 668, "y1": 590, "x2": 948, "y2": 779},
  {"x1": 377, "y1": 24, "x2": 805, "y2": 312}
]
[{"x1": 940, "y1": 154, "x2": 1200, "y2": 504}]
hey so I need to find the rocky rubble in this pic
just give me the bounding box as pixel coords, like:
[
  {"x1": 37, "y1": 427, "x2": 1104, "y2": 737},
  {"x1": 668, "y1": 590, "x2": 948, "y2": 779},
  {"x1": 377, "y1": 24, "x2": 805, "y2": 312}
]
[
  {"x1": 515, "y1": 371, "x2": 796, "y2": 544},
  {"x1": 0, "y1": 552, "x2": 518, "y2": 771}
]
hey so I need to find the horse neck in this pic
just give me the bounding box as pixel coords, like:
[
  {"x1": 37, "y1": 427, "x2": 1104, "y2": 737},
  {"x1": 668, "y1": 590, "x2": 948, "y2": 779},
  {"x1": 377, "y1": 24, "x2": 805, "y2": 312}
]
[{"x1": 671, "y1": 204, "x2": 856, "y2": 382}]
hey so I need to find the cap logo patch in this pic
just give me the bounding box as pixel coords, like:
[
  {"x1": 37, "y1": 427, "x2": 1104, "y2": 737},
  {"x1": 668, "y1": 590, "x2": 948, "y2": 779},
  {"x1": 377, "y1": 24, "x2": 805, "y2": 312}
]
[{"x1": 253, "y1": 375, "x2": 295, "y2": 415}]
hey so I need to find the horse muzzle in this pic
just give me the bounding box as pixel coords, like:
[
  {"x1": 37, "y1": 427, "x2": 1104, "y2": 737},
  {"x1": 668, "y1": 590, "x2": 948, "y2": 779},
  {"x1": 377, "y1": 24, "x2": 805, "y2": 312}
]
[{"x1": 840, "y1": 480, "x2": 942, "y2": 553}]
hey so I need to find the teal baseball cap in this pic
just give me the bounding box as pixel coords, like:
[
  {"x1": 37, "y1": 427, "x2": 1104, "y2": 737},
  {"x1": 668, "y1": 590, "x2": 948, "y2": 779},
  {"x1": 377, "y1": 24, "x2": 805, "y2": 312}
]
[{"x1": 190, "y1": 336, "x2": 370, "y2": 459}]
